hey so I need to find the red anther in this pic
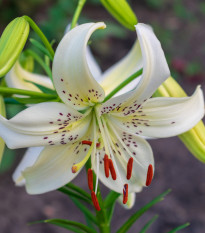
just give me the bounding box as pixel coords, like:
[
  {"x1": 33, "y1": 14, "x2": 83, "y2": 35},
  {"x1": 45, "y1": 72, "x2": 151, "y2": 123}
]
[
  {"x1": 82, "y1": 140, "x2": 92, "y2": 146},
  {"x1": 146, "y1": 164, "x2": 153, "y2": 186},
  {"x1": 123, "y1": 184, "x2": 128, "y2": 204},
  {"x1": 109, "y1": 159, "x2": 117, "y2": 180},
  {"x1": 82, "y1": 140, "x2": 100, "y2": 148},
  {"x1": 96, "y1": 142, "x2": 100, "y2": 148},
  {"x1": 91, "y1": 191, "x2": 101, "y2": 211},
  {"x1": 87, "y1": 169, "x2": 93, "y2": 191},
  {"x1": 126, "y1": 157, "x2": 133, "y2": 180},
  {"x1": 104, "y1": 154, "x2": 109, "y2": 178}
]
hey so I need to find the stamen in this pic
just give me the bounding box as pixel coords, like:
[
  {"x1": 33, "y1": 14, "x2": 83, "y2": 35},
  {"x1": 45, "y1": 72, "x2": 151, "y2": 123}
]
[
  {"x1": 146, "y1": 164, "x2": 153, "y2": 186},
  {"x1": 82, "y1": 140, "x2": 100, "y2": 148},
  {"x1": 109, "y1": 159, "x2": 117, "y2": 180},
  {"x1": 104, "y1": 154, "x2": 109, "y2": 178},
  {"x1": 87, "y1": 169, "x2": 93, "y2": 191},
  {"x1": 71, "y1": 141, "x2": 94, "y2": 173},
  {"x1": 126, "y1": 157, "x2": 133, "y2": 180},
  {"x1": 123, "y1": 184, "x2": 128, "y2": 204},
  {"x1": 82, "y1": 140, "x2": 92, "y2": 146},
  {"x1": 91, "y1": 191, "x2": 101, "y2": 211}
]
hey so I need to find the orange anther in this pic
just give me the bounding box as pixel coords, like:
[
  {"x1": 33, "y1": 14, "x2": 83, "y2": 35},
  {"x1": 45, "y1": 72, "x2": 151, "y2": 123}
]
[
  {"x1": 109, "y1": 159, "x2": 117, "y2": 180},
  {"x1": 87, "y1": 169, "x2": 93, "y2": 191},
  {"x1": 71, "y1": 165, "x2": 77, "y2": 173},
  {"x1": 126, "y1": 157, "x2": 133, "y2": 180},
  {"x1": 91, "y1": 191, "x2": 101, "y2": 211},
  {"x1": 104, "y1": 154, "x2": 109, "y2": 178},
  {"x1": 146, "y1": 164, "x2": 153, "y2": 186},
  {"x1": 123, "y1": 184, "x2": 128, "y2": 204}
]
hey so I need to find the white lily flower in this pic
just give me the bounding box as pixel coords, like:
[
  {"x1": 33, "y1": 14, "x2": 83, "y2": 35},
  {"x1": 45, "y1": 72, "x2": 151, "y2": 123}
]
[
  {"x1": 5, "y1": 61, "x2": 53, "y2": 92},
  {"x1": 0, "y1": 22, "x2": 204, "y2": 208}
]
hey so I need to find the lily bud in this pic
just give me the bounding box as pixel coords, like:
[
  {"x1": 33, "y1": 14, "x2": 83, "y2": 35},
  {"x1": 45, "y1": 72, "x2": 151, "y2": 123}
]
[
  {"x1": 0, "y1": 95, "x2": 6, "y2": 163},
  {"x1": 154, "y1": 77, "x2": 205, "y2": 163},
  {"x1": 100, "y1": 0, "x2": 138, "y2": 30},
  {"x1": 0, "y1": 17, "x2": 30, "y2": 77}
]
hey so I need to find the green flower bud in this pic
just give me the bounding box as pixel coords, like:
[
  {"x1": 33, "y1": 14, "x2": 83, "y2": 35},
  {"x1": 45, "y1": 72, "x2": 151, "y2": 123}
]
[
  {"x1": 154, "y1": 77, "x2": 205, "y2": 163},
  {"x1": 0, "y1": 95, "x2": 6, "y2": 163},
  {"x1": 100, "y1": 0, "x2": 138, "y2": 30},
  {"x1": 0, "y1": 17, "x2": 30, "y2": 77}
]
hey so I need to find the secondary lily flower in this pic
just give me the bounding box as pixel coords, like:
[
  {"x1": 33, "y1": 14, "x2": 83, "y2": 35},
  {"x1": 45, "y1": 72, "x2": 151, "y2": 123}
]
[
  {"x1": 5, "y1": 61, "x2": 53, "y2": 92},
  {"x1": 0, "y1": 23, "x2": 204, "y2": 210}
]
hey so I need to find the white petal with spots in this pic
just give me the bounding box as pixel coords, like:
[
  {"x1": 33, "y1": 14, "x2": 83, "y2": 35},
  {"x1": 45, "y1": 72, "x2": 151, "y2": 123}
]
[
  {"x1": 22, "y1": 141, "x2": 90, "y2": 194},
  {"x1": 100, "y1": 23, "x2": 170, "y2": 116},
  {"x1": 109, "y1": 86, "x2": 204, "y2": 138},
  {"x1": 53, "y1": 23, "x2": 106, "y2": 110}
]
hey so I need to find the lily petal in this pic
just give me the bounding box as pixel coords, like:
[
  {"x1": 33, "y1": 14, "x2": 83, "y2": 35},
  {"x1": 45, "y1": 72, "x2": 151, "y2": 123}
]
[
  {"x1": 100, "y1": 23, "x2": 170, "y2": 115},
  {"x1": 5, "y1": 61, "x2": 53, "y2": 92},
  {"x1": 0, "y1": 102, "x2": 91, "y2": 148},
  {"x1": 109, "y1": 86, "x2": 204, "y2": 138},
  {"x1": 100, "y1": 41, "x2": 142, "y2": 96},
  {"x1": 53, "y1": 23, "x2": 106, "y2": 110},
  {"x1": 22, "y1": 142, "x2": 89, "y2": 194},
  {"x1": 93, "y1": 124, "x2": 154, "y2": 193},
  {"x1": 13, "y1": 147, "x2": 44, "y2": 186},
  {"x1": 118, "y1": 192, "x2": 136, "y2": 209}
]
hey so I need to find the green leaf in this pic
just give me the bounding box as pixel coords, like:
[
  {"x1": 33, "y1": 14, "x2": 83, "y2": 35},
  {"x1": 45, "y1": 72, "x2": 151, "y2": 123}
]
[
  {"x1": 116, "y1": 189, "x2": 171, "y2": 233},
  {"x1": 0, "y1": 86, "x2": 56, "y2": 99},
  {"x1": 30, "y1": 38, "x2": 53, "y2": 61},
  {"x1": 100, "y1": 0, "x2": 138, "y2": 30},
  {"x1": 70, "y1": 196, "x2": 98, "y2": 225},
  {"x1": 13, "y1": 97, "x2": 56, "y2": 104},
  {"x1": 139, "y1": 215, "x2": 158, "y2": 233},
  {"x1": 167, "y1": 223, "x2": 190, "y2": 233},
  {"x1": 0, "y1": 17, "x2": 30, "y2": 77},
  {"x1": 44, "y1": 219, "x2": 97, "y2": 233},
  {"x1": 58, "y1": 186, "x2": 92, "y2": 204},
  {"x1": 24, "y1": 49, "x2": 53, "y2": 81},
  {"x1": 108, "y1": 200, "x2": 117, "y2": 223},
  {"x1": 66, "y1": 183, "x2": 91, "y2": 200},
  {"x1": 104, "y1": 191, "x2": 121, "y2": 208},
  {"x1": 25, "y1": 80, "x2": 57, "y2": 95}
]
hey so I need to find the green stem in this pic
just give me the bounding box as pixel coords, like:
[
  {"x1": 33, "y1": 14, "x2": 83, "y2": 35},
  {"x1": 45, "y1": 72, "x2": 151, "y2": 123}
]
[
  {"x1": 0, "y1": 87, "x2": 56, "y2": 99},
  {"x1": 24, "y1": 49, "x2": 53, "y2": 80},
  {"x1": 23, "y1": 16, "x2": 55, "y2": 58},
  {"x1": 70, "y1": 0, "x2": 87, "y2": 29},
  {"x1": 103, "y1": 68, "x2": 143, "y2": 103}
]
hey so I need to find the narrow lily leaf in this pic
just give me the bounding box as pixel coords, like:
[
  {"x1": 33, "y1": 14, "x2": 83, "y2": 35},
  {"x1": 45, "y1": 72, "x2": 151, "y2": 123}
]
[
  {"x1": 116, "y1": 189, "x2": 171, "y2": 233},
  {"x1": 70, "y1": 196, "x2": 98, "y2": 225},
  {"x1": 139, "y1": 215, "x2": 158, "y2": 233},
  {"x1": 167, "y1": 222, "x2": 190, "y2": 233},
  {"x1": 108, "y1": 200, "x2": 117, "y2": 223},
  {"x1": 0, "y1": 95, "x2": 6, "y2": 162},
  {"x1": 58, "y1": 187, "x2": 92, "y2": 204},
  {"x1": 0, "y1": 86, "x2": 56, "y2": 98},
  {"x1": 0, "y1": 17, "x2": 30, "y2": 77},
  {"x1": 100, "y1": 0, "x2": 138, "y2": 30},
  {"x1": 24, "y1": 49, "x2": 53, "y2": 80},
  {"x1": 30, "y1": 220, "x2": 88, "y2": 233},
  {"x1": 25, "y1": 80, "x2": 57, "y2": 95},
  {"x1": 104, "y1": 191, "x2": 121, "y2": 208},
  {"x1": 44, "y1": 219, "x2": 97, "y2": 233},
  {"x1": 30, "y1": 38, "x2": 53, "y2": 61},
  {"x1": 13, "y1": 97, "x2": 57, "y2": 104},
  {"x1": 66, "y1": 183, "x2": 91, "y2": 200}
]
